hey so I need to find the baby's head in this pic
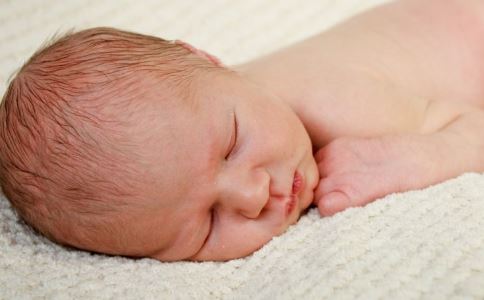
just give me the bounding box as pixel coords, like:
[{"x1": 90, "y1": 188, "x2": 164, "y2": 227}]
[{"x1": 0, "y1": 27, "x2": 318, "y2": 261}]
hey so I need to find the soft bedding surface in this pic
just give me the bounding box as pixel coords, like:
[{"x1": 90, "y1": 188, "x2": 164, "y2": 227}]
[{"x1": 1, "y1": 1, "x2": 484, "y2": 299}]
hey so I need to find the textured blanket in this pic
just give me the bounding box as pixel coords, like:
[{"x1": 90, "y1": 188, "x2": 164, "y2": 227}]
[{"x1": 1, "y1": 0, "x2": 484, "y2": 299}]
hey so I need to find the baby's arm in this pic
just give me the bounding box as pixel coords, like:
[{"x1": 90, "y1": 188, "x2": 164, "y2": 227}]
[{"x1": 313, "y1": 105, "x2": 484, "y2": 216}]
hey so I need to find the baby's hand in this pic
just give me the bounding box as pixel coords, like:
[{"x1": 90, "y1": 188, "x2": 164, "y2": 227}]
[{"x1": 313, "y1": 134, "x2": 445, "y2": 216}]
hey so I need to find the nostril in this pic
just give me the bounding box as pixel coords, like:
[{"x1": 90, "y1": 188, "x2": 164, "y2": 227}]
[{"x1": 238, "y1": 168, "x2": 271, "y2": 219}]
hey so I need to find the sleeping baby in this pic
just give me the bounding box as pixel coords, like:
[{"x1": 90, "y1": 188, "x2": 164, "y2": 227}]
[{"x1": 1, "y1": 0, "x2": 484, "y2": 261}]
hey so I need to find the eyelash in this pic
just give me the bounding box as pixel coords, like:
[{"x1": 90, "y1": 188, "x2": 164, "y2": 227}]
[{"x1": 225, "y1": 112, "x2": 238, "y2": 160}]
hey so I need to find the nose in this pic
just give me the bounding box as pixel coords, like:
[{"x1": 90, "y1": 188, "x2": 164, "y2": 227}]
[{"x1": 217, "y1": 167, "x2": 270, "y2": 219}]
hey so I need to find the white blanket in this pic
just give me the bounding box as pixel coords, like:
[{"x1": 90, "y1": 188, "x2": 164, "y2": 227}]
[{"x1": 1, "y1": 0, "x2": 484, "y2": 299}]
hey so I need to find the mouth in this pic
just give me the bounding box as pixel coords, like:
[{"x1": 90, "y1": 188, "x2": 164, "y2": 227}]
[
  {"x1": 284, "y1": 171, "x2": 305, "y2": 218},
  {"x1": 292, "y1": 170, "x2": 304, "y2": 195}
]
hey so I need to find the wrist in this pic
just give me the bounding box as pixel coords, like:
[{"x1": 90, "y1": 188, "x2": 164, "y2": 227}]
[{"x1": 433, "y1": 109, "x2": 484, "y2": 173}]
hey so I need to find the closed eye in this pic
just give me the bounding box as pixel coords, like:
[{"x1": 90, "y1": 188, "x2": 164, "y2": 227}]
[{"x1": 225, "y1": 111, "x2": 238, "y2": 160}]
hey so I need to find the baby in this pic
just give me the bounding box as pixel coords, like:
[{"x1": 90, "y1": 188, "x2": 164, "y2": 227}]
[{"x1": 1, "y1": 0, "x2": 484, "y2": 262}]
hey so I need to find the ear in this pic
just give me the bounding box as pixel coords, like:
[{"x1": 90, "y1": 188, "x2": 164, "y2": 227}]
[{"x1": 174, "y1": 40, "x2": 224, "y2": 67}]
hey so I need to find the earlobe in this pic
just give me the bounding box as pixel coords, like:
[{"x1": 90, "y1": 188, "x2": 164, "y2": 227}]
[{"x1": 174, "y1": 39, "x2": 224, "y2": 67}]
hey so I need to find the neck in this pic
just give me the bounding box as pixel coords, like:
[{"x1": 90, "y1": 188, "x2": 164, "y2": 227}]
[{"x1": 231, "y1": 62, "x2": 308, "y2": 116}]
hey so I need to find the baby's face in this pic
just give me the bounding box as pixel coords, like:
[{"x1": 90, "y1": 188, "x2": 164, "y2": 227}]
[{"x1": 122, "y1": 73, "x2": 319, "y2": 261}]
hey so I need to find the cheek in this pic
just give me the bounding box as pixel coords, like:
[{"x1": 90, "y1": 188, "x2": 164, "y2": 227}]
[
  {"x1": 264, "y1": 104, "x2": 306, "y2": 143},
  {"x1": 205, "y1": 217, "x2": 281, "y2": 260}
]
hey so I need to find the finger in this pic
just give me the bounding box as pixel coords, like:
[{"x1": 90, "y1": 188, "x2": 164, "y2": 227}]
[
  {"x1": 315, "y1": 148, "x2": 337, "y2": 178},
  {"x1": 317, "y1": 191, "x2": 351, "y2": 217},
  {"x1": 314, "y1": 146, "x2": 328, "y2": 163},
  {"x1": 314, "y1": 177, "x2": 334, "y2": 202},
  {"x1": 317, "y1": 160, "x2": 331, "y2": 179}
]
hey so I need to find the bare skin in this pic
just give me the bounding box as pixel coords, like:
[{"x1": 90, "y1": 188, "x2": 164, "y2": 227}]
[
  {"x1": 60, "y1": 0, "x2": 484, "y2": 261},
  {"x1": 234, "y1": 0, "x2": 484, "y2": 216}
]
